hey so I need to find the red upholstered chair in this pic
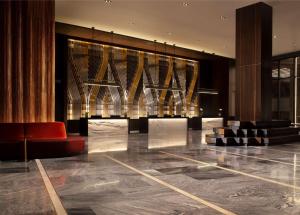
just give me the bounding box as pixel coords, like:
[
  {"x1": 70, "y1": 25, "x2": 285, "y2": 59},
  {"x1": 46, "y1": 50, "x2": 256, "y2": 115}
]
[
  {"x1": 0, "y1": 122, "x2": 85, "y2": 160},
  {"x1": 25, "y1": 122, "x2": 67, "y2": 140},
  {"x1": 65, "y1": 136, "x2": 85, "y2": 155},
  {"x1": 25, "y1": 122, "x2": 85, "y2": 159},
  {"x1": 0, "y1": 123, "x2": 25, "y2": 160}
]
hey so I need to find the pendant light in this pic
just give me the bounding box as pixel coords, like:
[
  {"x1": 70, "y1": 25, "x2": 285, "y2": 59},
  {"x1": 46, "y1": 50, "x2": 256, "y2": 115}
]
[
  {"x1": 144, "y1": 41, "x2": 183, "y2": 92},
  {"x1": 84, "y1": 29, "x2": 120, "y2": 88}
]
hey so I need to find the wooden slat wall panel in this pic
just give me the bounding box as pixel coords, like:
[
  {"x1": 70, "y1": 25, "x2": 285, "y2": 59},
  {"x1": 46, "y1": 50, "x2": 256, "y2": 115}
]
[
  {"x1": 0, "y1": 0, "x2": 55, "y2": 123},
  {"x1": 0, "y1": 1, "x2": 12, "y2": 122},
  {"x1": 235, "y1": 2, "x2": 272, "y2": 121},
  {"x1": 56, "y1": 23, "x2": 231, "y2": 62}
]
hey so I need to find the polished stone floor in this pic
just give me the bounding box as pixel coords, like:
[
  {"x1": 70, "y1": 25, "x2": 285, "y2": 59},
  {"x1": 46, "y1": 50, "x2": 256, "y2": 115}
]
[
  {"x1": 3, "y1": 131, "x2": 300, "y2": 214},
  {"x1": 0, "y1": 161, "x2": 55, "y2": 215}
]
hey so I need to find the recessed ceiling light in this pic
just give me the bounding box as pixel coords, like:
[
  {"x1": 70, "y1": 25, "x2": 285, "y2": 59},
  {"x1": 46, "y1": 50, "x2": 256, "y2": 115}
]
[
  {"x1": 182, "y1": 2, "x2": 189, "y2": 7},
  {"x1": 104, "y1": 0, "x2": 112, "y2": 4},
  {"x1": 273, "y1": 35, "x2": 277, "y2": 39},
  {"x1": 220, "y1": 16, "x2": 227, "y2": 20}
]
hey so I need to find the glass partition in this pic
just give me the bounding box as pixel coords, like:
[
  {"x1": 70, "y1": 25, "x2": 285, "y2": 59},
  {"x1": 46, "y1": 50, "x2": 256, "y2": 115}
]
[{"x1": 272, "y1": 56, "x2": 299, "y2": 124}]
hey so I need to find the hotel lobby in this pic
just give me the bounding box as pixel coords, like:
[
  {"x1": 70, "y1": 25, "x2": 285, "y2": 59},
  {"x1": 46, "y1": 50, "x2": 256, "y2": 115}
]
[{"x1": 1, "y1": 0, "x2": 300, "y2": 214}]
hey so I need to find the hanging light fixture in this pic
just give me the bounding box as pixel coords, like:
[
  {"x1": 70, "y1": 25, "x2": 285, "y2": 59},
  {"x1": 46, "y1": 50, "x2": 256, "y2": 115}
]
[
  {"x1": 144, "y1": 39, "x2": 159, "y2": 90},
  {"x1": 197, "y1": 88, "x2": 219, "y2": 95},
  {"x1": 144, "y1": 41, "x2": 183, "y2": 92},
  {"x1": 84, "y1": 29, "x2": 121, "y2": 88}
]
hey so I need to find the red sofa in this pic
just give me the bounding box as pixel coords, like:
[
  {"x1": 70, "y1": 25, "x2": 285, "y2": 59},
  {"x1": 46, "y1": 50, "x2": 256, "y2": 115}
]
[{"x1": 0, "y1": 122, "x2": 85, "y2": 160}]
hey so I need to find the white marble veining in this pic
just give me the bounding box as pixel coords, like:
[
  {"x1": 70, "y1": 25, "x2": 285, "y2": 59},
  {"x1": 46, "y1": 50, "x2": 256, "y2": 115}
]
[
  {"x1": 88, "y1": 119, "x2": 128, "y2": 153},
  {"x1": 0, "y1": 161, "x2": 55, "y2": 215},
  {"x1": 202, "y1": 118, "x2": 223, "y2": 130},
  {"x1": 148, "y1": 118, "x2": 187, "y2": 149},
  {"x1": 6, "y1": 130, "x2": 300, "y2": 214}
]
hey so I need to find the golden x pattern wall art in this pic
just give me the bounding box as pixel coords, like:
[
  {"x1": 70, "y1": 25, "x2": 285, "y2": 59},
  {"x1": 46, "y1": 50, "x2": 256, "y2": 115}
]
[{"x1": 67, "y1": 39, "x2": 199, "y2": 119}]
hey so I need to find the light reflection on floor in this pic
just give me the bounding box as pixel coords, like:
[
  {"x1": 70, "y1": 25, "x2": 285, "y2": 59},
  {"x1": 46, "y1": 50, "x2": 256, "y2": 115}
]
[{"x1": 3, "y1": 130, "x2": 300, "y2": 214}]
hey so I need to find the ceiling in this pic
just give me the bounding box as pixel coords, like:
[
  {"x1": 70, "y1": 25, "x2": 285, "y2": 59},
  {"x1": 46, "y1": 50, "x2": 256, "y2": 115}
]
[{"x1": 55, "y1": 0, "x2": 300, "y2": 58}]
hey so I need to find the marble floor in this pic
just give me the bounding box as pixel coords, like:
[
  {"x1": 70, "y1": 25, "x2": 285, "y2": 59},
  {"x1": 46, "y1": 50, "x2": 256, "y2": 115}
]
[{"x1": 3, "y1": 131, "x2": 300, "y2": 214}]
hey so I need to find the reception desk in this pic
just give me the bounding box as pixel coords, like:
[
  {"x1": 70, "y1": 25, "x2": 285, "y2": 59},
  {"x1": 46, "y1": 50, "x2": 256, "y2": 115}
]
[
  {"x1": 201, "y1": 117, "x2": 223, "y2": 143},
  {"x1": 148, "y1": 118, "x2": 187, "y2": 149},
  {"x1": 78, "y1": 117, "x2": 220, "y2": 152},
  {"x1": 202, "y1": 117, "x2": 223, "y2": 130},
  {"x1": 87, "y1": 119, "x2": 128, "y2": 153}
]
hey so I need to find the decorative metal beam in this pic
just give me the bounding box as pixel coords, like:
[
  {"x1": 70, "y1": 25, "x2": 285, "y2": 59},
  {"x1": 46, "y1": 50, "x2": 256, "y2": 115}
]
[
  {"x1": 127, "y1": 51, "x2": 145, "y2": 117},
  {"x1": 159, "y1": 57, "x2": 173, "y2": 116},
  {"x1": 69, "y1": 48, "x2": 87, "y2": 116},
  {"x1": 89, "y1": 45, "x2": 110, "y2": 101},
  {"x1": 186, "y1": 63, "x2": 199, "y2": 116},
  {"x1": 89, "y1": 45, "x2": 110, "y2": 116}
]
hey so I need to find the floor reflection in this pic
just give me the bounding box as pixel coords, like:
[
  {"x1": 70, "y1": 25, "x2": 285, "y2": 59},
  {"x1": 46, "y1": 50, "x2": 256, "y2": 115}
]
[{"x1": 5, "y1": 130, "x2": 300, "y2": 214}]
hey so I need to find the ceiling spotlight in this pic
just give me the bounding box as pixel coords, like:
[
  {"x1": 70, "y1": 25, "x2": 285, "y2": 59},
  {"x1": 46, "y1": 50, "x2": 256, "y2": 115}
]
[
  {"x1": 182, "y1": 2, "x2": 189, "y2": 7},
  {"x1": 273, "y1": 35, "x2": 277, "y2": 39},
  {"x1": 104, "y1": 0, "x2": 112, "y2": 4}
]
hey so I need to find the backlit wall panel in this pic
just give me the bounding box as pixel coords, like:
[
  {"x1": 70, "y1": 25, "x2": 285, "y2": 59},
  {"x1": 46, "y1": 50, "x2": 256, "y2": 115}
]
[{"x1": 67, "y1": 39, "x2": 199, "y2": 119}]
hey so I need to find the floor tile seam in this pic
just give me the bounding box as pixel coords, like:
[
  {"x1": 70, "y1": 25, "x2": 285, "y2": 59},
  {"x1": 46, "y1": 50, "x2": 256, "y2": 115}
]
[
  {"x1": 203, "y1": 147, "x2": 299, "y2": 167},
  {"x1": 103, "y1": 154, "x2": 237, "y2": 215},
  {"x1": 159, "y1": 151, "x2": 300, "y2": 191},
  {"x1": 35, "y1": 159, "x2": 67, "y2": 215},
  {"x1": 249, "y1": 146, "x2": 300, "y2": 155}
]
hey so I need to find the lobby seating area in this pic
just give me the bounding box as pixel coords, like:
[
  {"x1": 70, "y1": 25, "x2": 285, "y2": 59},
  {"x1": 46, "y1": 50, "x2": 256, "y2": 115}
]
[
  {"x1": 207, "y1": 120, "x2": 300, "y2": 146},
  {"x1": 1, "y1": 0, "x2": 300, "y2": 214},
  {"x1": 0, "y1": 122, "x2": 85, "y2": 160}
]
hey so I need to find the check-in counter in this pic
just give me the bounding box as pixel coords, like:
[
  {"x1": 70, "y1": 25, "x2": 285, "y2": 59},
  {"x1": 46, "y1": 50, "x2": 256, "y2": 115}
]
[
  {"x1": 202, "y1": 117, "x2": 223, "y2": 130},
  {"x1": 148, "y1": 118, "x2": 187, "y2": 149},
  {"x1": 76, "y1": 116, "x2": 222, "y2": 152},
  {"x1": 201, "y1": 117, "x2": 223, "y2": 143},
  {"x1": 87, "y1": 119, "x2": 128, "y2": 153}
]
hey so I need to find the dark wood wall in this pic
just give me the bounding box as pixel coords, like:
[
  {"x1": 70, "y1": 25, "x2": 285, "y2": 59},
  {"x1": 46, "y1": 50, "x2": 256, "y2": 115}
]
[
  {"x1": 0, "y1": 0, "x2": 55, "y2": 123},
  {"x1": 56, "y1": 23, "x2": 230, "y2": 62},
  {"x1": 199, "y1": 59, "x2": 230, "y2": 122},
  {"x1": 236, "y1": 2, "x2": 272, "y2": 121},
  {"x1": 55, "y1": 34, "x2": 68, "y2": 123}
]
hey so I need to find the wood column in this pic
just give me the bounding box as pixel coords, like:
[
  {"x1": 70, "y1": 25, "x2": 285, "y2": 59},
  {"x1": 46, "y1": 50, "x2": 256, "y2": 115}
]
[
  {"x1": 236, "y1": 2, "x2": 272, "y2": 121},
  {"x1": 0, "y1": 0, "x2": 55, "y2": 123}
]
